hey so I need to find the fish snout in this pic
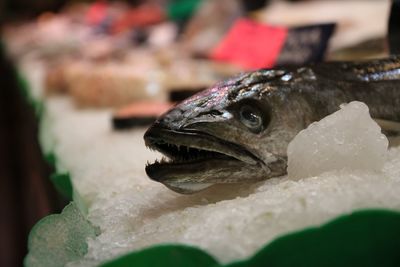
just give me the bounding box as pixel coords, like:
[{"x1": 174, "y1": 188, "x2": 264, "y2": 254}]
[{"x1": 153, "y1": 108, "x2": 189, "y2": 131}]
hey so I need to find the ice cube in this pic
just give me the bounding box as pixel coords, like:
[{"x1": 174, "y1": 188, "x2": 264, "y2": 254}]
[{"x1": 287, "y1": 101, "x2": 388, "y2": 180}]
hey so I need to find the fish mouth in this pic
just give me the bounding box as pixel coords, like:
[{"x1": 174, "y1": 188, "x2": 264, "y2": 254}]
[{"x1": 144, "y1": 126, "x2": 263, "y2": 193}]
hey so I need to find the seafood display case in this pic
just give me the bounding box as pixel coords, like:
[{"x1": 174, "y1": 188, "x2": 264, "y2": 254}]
[{"x1": 2, "y1": 0, "x2": 400, "y2": 266}]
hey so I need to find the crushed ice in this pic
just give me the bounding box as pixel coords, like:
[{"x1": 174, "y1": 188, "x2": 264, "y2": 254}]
[{"x1": 288, "y1": 101, "x2": 388, "y2": 180}]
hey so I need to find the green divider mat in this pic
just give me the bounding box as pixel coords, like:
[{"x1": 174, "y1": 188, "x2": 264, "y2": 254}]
[
  {"x1": 101, "y1": 245, "x2": 218, "y2": 267},
  {"x1": 16, "y1": 68, "x2": 74, "y2": 200},
  {"x1": 97, "y1": 210, "x2": 400, "y2": 267},
  {"x1": 45, "y1": 152, "x2": 73, "y2": 200},
  {"x1": 227, "y1": 209, "x2": 400, "y2": 267}
]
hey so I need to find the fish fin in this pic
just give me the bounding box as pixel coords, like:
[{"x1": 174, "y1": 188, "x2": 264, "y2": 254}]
[{"x1": 374, "y1": 118, "x2": 400, "y2": 147}]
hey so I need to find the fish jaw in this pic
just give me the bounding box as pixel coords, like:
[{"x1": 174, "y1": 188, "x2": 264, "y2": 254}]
[
  {"x1": 145, "y1": 157, "x2": 266, "y2": 194},
  {"x1": 144, "y1": 124, "x2": 268, "y2": 194}
]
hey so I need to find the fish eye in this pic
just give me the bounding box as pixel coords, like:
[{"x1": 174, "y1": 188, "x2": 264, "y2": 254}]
[{"x1": 239, "y1": 105, "x2": 263, "y2": 133}]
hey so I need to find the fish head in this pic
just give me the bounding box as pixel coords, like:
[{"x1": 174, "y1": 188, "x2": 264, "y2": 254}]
[{"x1": 144, "y1": 70, "x2": 314, "y2": 193}]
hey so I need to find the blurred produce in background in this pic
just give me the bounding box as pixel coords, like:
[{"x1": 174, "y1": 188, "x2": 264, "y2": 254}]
[{"x1": 2, "y1": 0, "x2": 391, "y2": 112}]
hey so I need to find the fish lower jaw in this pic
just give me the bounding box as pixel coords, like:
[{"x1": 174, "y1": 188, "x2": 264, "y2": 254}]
[{"x1": 145, "y1": 157, "x2": 268, "y2": 194}]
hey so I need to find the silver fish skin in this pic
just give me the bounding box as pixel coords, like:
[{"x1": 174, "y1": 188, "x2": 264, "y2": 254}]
[{"x1": 144, "y1": 56, "x2": 400, "y2": 194}]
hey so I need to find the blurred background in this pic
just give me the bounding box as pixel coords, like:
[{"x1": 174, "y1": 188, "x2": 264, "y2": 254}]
[{"x1": 0, "y1": 0, "x2": 397, "y2": 266}]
